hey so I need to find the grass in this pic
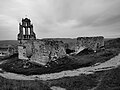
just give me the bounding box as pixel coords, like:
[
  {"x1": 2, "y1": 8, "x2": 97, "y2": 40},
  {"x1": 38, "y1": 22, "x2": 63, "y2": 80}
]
[
  {"x1": 1, "y1": 65, "x2": 120, "y2": 90},
  {"x1": 0, "y1": 38, "x2": 120, "y2": 90},
  {"x1": 0, "y1": 40, "x2": 18, "y2": 46},
  {"x1": 47, "y1": 73, "x2": 101, "y2": 90},
  {"x1": 0, "y1": 38, "x2": 120, "y2": 75},
  {"x1": 0, "y1": 48, "x2": 117, "y2": 75},
  {"x1": 47, "y1": 66, "x2": 120, "y2": 90},
  {"x1": 0, "y1": 50, "x2": 118, "y2": 75},
  {"x1": 95, "y1": 67, "x2": 120, "y2": 90},
  {"x1": 0, "y1": 76, "x2": 51, "y2": 90}
]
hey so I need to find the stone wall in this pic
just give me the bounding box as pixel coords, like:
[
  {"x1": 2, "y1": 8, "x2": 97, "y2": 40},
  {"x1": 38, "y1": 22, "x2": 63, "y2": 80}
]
[
  {"x1": 18, "y1": 36, "x2": 104, "y2": 65},
  {"x1": 18, "y1": 39, "x2": 66, "y2": 65},
  {"x1": 76, "y1": 36, "x2": 104, "y2": 52},
  {"x1": 30, "y1": 40, "x2": 50, "y2": 65},
  {"x1": 18, "y1": 45, "x2": 28, "y2": 60},
  {"x1": 30, "y1": 40, "x2": 66, "y2": 65},
  {"x1": 23, "y1": 41, "x2": 33, "y2": 58}
]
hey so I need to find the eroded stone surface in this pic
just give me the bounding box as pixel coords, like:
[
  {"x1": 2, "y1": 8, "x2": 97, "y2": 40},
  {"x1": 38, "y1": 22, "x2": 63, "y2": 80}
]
[
  {"x1": 18, "y1": 40, "x2": 66, "y2": 65},
  {"x1": 76, "y1": 36, "x2": 104, "y2": 52},
  {"x1": 17, "y1": 18, "x2": 104, "y2": 66}
]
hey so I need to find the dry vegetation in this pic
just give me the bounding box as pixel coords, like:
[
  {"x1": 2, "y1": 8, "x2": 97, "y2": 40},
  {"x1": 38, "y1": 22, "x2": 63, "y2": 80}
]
[
  {"x1": 0, "y1": 38, "x2": 120, "y2": 90},
  {"x1": 46, "y1": 66, "x2": 120, "y2": 90},
  {"x1": 0, "y1": 64, "x2": 120, "y2": 90},
  {"x1": 0, "y1": 48, "x2": 118, "y2": 75},
  {"x1": 0, "y1": 76, "x2": 51, "y2": 90},
  {"x1": 0, "y1": 38, "x2": 120, "y2": 75}
]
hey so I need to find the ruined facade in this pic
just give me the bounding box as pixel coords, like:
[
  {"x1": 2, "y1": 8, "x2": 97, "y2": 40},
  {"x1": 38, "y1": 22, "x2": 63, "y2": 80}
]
[
  {"x1": 17, "y1": 18, "x2": 66, "y2": 65},
  {"x1": 76, "y1": 36, "x2": 104, "y2": 52},
  {"x1": 18, "y1": 40, "x2": 66, "y2": 65},
  {"x1": 30, "y1": 40, "x2": 66, "y2": 65},
  {"x1": 17, "y1": 18, "x2": 36, "y2": 43},
  {"x1": 17, "y1": 18, "x2": 105, "y2": 66}
]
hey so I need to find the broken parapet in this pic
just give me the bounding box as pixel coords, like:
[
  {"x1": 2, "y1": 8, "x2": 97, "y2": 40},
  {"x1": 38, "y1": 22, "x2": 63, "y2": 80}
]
[
  {"x1": 18, "y1": 39, "x2": 66, "y2": 65},
  {"x1": 76, "y1": 36, "x2": 104, "y2": 52}
]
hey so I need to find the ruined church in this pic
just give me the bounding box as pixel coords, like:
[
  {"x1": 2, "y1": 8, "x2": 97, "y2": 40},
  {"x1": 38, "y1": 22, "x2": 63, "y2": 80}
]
[
  {"x1": 18, "y1": 18, "x2": 36, "y2": 42},
  {"x1": 17, "y1": 18, "x2": 66, "y2": 65},
  {"x1": 17, "y1": 17, "x2": 104, "y2": 66}
]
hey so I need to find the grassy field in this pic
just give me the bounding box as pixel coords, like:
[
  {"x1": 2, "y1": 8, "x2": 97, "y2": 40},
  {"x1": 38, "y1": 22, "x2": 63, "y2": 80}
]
[
  {"x1": 0, "y1": 38, "x2": 120, "y2": 90},
  {"x1": 0, "y1": 76, "x2": 51, "y2": 90},
  {"x1": 47, "y1": 66, "x2": 120, "y2": 90},
  {"x1": 0, "y1": 38, "x2": 120, "y2": 75},
  {"x1": 0, "y1": 48, "x2": 118, "y2": 75},
  {"x1": 0, "y1": 65, "x2": 120, "y2": 90},
  {"x1": 0, "y1": 40, "x2": 18, "y2": 47}
]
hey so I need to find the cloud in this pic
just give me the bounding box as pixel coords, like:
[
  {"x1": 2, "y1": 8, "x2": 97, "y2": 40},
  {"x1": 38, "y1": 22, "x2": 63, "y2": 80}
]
[{"x1": 0, "y1": 0, "x2": 120, "y2": 40}]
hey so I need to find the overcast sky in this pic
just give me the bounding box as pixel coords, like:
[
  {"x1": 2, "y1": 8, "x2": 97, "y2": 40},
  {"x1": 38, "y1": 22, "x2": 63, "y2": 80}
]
[{"x1": 0, "y1": 0, "x2": 120, "y2": 40}]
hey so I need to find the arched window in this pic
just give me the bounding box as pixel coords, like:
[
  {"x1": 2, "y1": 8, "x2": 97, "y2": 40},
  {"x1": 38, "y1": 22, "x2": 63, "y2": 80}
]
[
  {"x1": 23, "y1": 28, "x2": 25, "y2": 35},
  {"x1": 28, "y1": 28, "x2": 30, "y2": 35}
]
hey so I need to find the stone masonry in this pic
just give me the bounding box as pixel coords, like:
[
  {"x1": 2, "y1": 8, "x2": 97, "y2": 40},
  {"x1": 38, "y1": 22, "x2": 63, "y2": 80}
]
[
  {"x1": 76, "y1": 36, "x2": 104, "y2": 52},
  {"x1": 30, "y1": 39, "x2": 66, "y2": 65},
  {"x1": 17, "y1": 18, "x2": 104, "y2": 66},
  {"x1": 17, "y1": 18, "x2": 66, "y2": 65},
  {"x1": 18, "y1": 18, "x2": 36, "y2": 43},
  {"x1": 18, "y1": 40, "x2": 66, "y2": 65}
]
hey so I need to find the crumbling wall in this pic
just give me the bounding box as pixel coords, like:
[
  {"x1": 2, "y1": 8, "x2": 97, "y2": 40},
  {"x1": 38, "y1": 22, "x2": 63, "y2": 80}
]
[
  {"x1": 18, "y1": 39, "x2": 66, "y2": 65},
  {"x1": 30, "y1": 40, "x2": 50, "y2": 65},
  {"x1": 30, "y1": 40, "x2": 66, "y2": 65},
  {"x1": 76, "y1": 36, "x2": 104, "y2": 52},
  {"x1": 23, "y1": 41, "x2": 33, "y2": 58},
  {"x1": 18, "y1": 45, "x2": 28, "y2": 60}
]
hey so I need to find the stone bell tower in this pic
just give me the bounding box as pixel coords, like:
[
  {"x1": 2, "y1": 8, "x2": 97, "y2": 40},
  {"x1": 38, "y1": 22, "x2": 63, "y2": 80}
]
[{"x1": 18, "y1": 18, "x2": 36, "y2": 43}]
